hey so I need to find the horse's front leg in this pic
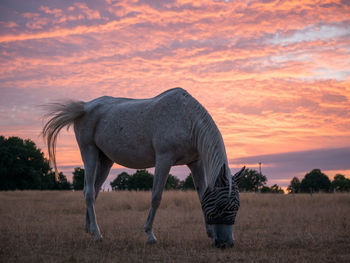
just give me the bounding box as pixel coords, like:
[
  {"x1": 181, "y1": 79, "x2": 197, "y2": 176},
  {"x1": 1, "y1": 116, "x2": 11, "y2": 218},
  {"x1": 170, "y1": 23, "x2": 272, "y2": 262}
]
[
  {"x1": 83, "y1": 179, "x2": 90, "y2": 234},
  {"x1": 187, "y1": 160, "x2": 213, "y2": 238},
  {"x1": 144, "y1": 155, "x2": 172, "y2": 244}
]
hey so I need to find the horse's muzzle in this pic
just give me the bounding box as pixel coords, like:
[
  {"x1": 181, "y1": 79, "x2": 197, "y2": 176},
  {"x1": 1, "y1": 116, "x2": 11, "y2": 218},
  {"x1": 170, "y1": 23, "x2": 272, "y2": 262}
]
[
  {"x1": 213, "y1": 239, "x2": 234, "y2": 249},
  {"x1": 212, "y1": 224, "x2": 234, "y2": 249}
]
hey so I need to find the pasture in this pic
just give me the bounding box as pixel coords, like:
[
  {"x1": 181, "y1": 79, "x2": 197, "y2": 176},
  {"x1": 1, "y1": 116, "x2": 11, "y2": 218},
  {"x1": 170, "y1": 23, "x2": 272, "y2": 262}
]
[{"x1": 0, "y1": 191, "x2": 349, "y2": 262}]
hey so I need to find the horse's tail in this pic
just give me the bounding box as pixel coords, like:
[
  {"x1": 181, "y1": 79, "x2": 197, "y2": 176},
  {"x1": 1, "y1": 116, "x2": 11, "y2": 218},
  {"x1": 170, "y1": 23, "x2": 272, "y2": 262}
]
[{"x1": 42, "y1": 101, "x2": 85, "y2": 181}]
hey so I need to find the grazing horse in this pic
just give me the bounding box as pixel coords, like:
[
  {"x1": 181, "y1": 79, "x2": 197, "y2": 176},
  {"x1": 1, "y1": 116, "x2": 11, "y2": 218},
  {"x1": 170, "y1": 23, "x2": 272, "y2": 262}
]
[{"x1": 42, "y1": 88, "x2": 245, "y2": 247}]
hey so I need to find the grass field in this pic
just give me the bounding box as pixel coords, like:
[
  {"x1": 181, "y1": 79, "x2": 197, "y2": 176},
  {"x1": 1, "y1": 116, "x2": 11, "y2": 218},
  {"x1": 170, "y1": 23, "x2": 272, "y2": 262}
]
[{"x1": 0, "y1": 191, "x2": 349, "y2": 262}]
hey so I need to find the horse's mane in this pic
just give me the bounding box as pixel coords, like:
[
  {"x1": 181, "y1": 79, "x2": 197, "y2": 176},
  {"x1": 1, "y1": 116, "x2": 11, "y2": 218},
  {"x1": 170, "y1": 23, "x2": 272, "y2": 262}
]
[{"x1": 186, "y1": 93, "x2": 230, "y2": 189}]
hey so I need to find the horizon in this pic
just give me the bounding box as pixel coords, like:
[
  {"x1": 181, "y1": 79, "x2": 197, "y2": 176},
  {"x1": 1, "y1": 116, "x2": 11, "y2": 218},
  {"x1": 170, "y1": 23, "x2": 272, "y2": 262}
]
[{"x1": 1, "y1": 0, "x2": 350, "y2": 188}]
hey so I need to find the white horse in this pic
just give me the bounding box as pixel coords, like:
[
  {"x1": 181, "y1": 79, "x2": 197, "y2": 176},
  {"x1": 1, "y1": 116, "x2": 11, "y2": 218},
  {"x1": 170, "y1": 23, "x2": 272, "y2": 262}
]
[{"x1": 42, "y1": 88, "x2": 245, "y2": 247}]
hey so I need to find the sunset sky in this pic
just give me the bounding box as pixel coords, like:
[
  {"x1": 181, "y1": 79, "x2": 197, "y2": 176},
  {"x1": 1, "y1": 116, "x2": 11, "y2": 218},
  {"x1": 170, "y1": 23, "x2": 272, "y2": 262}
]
[{"x1": 1, "y1": 0, "x2": 350, "y2": 188}]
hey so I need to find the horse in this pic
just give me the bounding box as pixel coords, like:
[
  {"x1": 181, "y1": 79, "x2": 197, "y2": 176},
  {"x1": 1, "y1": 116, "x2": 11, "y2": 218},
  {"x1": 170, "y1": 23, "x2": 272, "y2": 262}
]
[{"x1": 42, "y1": 87, "x2": 245, "y2": 247}]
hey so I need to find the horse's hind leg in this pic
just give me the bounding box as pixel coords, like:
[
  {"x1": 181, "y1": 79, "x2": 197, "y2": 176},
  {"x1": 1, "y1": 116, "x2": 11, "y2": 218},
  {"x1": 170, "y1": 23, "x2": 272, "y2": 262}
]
[
  {"x1": 144, "y1": 154, "x2": 172, "y2": 244},
  {"x1": 85, "y1": 151, "x2": 113, "y2": 235},
  {"x1": 80, "y1": 145, "x2": 102, "y2": 241},
  {"x1": 95, "y1": 151, "x2": 113, "y2": 199}
]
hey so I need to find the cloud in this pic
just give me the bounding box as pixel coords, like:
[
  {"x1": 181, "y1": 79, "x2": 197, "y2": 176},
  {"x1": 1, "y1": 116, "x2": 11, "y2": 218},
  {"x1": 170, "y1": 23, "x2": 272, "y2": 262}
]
[
  {"x1": 270, "y1": 24, "x2": 350, "y2": 45},
  {"x1": 0, "y1": 21, "x2": 18, "y2": 28},
  {"x1": 322, "y1": 92, "x2": 348, "y2": 103}
]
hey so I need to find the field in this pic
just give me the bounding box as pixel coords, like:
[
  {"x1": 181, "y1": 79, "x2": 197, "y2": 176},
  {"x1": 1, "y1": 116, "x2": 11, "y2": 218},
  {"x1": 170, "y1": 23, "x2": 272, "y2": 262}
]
[{"x1": 0, "y1": 191, "x2": 349, "y2": 263}]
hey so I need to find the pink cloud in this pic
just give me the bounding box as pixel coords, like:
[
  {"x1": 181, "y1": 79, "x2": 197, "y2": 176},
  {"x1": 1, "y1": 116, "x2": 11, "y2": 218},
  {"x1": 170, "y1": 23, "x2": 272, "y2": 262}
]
[
  {"x1": 0, "y1": 21, "x2": 18, "y2": 28},
  {"x1": 39, "y1": 6, "x2": 63, "y2": 17},
  {"x1": 73, "y1": 2, "x2": 101, "y2": 20}
]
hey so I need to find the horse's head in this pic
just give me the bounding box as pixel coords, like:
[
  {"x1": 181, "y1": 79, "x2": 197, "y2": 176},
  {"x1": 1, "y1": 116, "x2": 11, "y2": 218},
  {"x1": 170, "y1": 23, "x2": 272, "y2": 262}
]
[{"x1": 201, "y1": 166, "x2": 245, "y2": 248}]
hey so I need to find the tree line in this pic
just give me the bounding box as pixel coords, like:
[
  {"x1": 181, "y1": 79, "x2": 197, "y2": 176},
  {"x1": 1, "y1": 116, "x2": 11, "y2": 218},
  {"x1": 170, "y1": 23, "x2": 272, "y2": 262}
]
[
  {"x1": 108, "y1": 167, "x2": 350, "y2": 193},
  {"x1": 287, "y1": 169, "x2": 350, "y2": 193},
  {"x1": 110, "y1": 168, "x2": 282, "y2": 192},
  {"x1": 110, "y1": 170, "x2": 195, "y2": 191},
  {"x1": 238, "y1": 168, "x2": 350, "y2": 193},
  {"x1": 1, "y1": 136, "x2": 349, "y2": 193}
]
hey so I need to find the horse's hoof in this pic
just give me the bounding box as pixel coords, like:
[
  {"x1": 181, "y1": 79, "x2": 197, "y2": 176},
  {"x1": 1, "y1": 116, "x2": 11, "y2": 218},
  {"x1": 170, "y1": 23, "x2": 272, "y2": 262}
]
[
  {"x1": 94, "y1": 237, "x2": 103, "y2": 242},
  {"x1": 146, "y1": 234, "x2": 157, "y2": 244},
  {"x1": 146, "y1": 238, "x2": 157, "y2": 244},
  {"x1": 145, "y1": 230, "x2": 157, "y2": 244},
  {"x1": 212, "y1": 241, "x2": 234, "y2": 249},
  {"x1": 92, "y1": 233, "x2": 103, "y2": 242}
]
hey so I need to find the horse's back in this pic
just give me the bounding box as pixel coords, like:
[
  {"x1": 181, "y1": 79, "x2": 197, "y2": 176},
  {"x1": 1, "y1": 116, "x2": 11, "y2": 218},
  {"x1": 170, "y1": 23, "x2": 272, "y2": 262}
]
[
  {"x1": 84, "y1": 87, "x2": 189, "y2": 112},
  {"x1": 76, "y1": 88, "x2": 197, "y2": 168},
  {"x1": 84, "y1": 88, "x2": 193, "y2": 125}
]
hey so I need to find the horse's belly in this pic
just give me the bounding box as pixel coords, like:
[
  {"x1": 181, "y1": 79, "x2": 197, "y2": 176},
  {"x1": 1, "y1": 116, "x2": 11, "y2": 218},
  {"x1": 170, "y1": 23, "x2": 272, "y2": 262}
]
[
  {"x1": 95, "y1": 135, "x2": 156, "y2": 169},
  {"x1": 109, "y1": 148, "x2": 155, "y2": 169}
]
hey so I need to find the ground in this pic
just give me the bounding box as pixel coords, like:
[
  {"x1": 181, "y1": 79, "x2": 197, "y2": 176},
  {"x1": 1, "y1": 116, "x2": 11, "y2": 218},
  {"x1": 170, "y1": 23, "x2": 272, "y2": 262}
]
[{"x1": 0, "y1": 191, "x2": 349, "y2": 262}]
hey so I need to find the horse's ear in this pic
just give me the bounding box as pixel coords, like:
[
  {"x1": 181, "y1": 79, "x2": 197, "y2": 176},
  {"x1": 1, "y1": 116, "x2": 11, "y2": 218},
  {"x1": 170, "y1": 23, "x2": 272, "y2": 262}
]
[
  {"x1": 233, "y1": 166, "x2": 246, "y2": 185},
  {"x1": 215, "y1": 163, "x2": 228, "y2": 187}
]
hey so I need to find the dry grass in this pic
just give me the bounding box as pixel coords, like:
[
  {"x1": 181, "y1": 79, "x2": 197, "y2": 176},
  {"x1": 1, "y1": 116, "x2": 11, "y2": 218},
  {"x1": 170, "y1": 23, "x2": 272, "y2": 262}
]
[{"x1": 0, "y1": 191, "x2": 349, "y2": 263}]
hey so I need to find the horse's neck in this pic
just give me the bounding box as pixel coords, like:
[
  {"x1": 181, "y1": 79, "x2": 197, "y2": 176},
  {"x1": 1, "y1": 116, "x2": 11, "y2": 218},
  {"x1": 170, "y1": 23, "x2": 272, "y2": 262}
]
[
  {"x1": 194, "y1": 131, "x2": 228, "y2": 197},
  {"x1": 188, "y1": 99, "x2": 229, "y2": 192}
]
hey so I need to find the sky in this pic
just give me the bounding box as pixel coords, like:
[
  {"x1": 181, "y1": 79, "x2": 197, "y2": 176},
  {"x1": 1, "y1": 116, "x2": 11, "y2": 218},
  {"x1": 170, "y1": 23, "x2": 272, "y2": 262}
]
[{"x1": 1, "y1": 0, "x2": 350, "y2": 188}]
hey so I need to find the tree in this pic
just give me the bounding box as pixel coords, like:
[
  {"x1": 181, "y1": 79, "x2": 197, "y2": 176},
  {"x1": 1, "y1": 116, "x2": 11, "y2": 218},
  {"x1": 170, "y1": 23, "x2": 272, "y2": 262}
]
[
  {"x1": 40, "y1": 171, "x2": 56, "y2": 190},
  {"x1": 128, "y1": 170, "x2": 153, "y2": 191},
  {"x1": 239, "y1": 168, "x2": 267, "y2": 192},
  {"x1": 332, "y1": 174, "x2": 350, "y2": 192},
  {"x1": 0, "y1": 136, "x2": 51, "y2": 190},
  {"x1": 260, "y1": 186, "x2": 272, "y2": 193},
  {"x1": 182, "y1": 174, "x2": 195, "y2": 190},
  {"x1": 55, "y1": 172, "x2": 72, "y2": 190},
  {"x1": 270, "y1": 184, "x2": 284, "y2": 193},
  {"x1": 287, "y1": 177, "x2": 301, "y2": 193},
  {"x1": 111, "y1": 170, "x2": 183, "y2": 191},
  {"x1": 110, "y1": 172, "x2": 130, "y2": 190},
  {"x1": 300, "y1": 169, "x2": 331, "y2": 193},
  {"x1": 73, "y1": 167, "x2": 85, "y2": 190},
  {"x1": 165, "y1": 174, "x2": 181, "y2": 190},
  {"x1": 260, "y1": 184, "x2": 284, "y2": 193},
  {"x1": 41, "y1": 171, "x2": 71, "y2": 190}
]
